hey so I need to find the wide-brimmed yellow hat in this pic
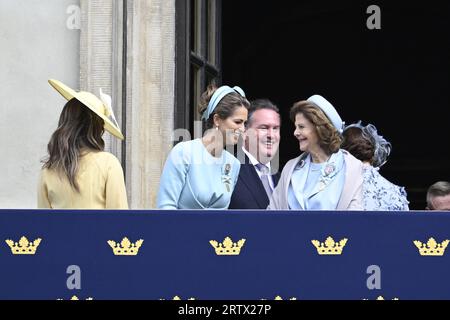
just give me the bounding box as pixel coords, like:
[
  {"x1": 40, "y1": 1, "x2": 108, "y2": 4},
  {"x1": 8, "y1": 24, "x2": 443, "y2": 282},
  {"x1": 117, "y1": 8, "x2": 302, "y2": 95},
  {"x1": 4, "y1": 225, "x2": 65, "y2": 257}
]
[{"x1": 48, "y1": 79, "x2": 124, "y2": 140}]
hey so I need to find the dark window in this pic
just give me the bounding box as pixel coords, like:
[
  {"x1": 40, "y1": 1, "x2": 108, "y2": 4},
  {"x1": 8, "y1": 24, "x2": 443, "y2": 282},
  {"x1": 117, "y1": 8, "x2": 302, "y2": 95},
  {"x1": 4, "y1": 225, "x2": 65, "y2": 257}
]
[
  {"x1": 222, "y1": 0, "x2": 450, "y2": 210},
  {"x1": 175, "y1": 0, "x2": 222, "y2": 137}
]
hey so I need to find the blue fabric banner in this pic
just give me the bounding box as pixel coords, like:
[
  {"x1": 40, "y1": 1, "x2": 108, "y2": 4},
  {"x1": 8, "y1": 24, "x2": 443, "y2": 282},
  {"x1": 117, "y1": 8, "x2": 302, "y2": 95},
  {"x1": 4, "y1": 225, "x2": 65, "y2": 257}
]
[{"x1": 0, "y1": 210, "x2": 449, "y2": 300}]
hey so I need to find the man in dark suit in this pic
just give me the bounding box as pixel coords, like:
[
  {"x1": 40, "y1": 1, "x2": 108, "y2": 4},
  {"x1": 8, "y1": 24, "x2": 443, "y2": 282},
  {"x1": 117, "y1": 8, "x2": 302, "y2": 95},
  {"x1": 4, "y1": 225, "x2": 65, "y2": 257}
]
[{"x1": 229, "y1": 99, "x2": 281, "y2": 209}]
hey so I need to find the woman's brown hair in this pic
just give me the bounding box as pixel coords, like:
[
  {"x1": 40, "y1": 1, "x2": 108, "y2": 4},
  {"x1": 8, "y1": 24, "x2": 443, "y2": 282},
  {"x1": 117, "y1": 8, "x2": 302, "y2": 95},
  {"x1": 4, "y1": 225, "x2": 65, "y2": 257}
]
[
  {"x1": 290, "y1": 100, "x2": 342, "y2": 155},
  {"x1": 341, "y1": 126, "x2": 375, "y2": 164},
  {"x1": 198, "y1": 84, "x2": 250, "y2": 130},
  {"x1": 42, "y1": 98, "x2": 105, "y2": 191}
]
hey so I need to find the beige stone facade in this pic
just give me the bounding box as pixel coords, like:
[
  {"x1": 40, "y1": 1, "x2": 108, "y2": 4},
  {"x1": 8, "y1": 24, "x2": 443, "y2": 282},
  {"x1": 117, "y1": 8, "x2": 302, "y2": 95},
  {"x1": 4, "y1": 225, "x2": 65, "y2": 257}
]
[
  {"x1": 81, "y1": 0, "x2": 176, "y2": 208},
  {"x1": 0, "y1": 0, "x2": 176, "y2": 209}
]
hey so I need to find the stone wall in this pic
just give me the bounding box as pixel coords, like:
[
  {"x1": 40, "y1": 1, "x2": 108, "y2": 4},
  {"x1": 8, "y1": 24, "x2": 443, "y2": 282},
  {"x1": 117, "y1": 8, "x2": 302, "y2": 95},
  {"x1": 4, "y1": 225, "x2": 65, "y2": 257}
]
[
  {"x1": 0, "y1": 0, "x2": 81, "y2": 208},
  {"x1": 0, "y1": 0, "x2": 176, "y2": 209}
]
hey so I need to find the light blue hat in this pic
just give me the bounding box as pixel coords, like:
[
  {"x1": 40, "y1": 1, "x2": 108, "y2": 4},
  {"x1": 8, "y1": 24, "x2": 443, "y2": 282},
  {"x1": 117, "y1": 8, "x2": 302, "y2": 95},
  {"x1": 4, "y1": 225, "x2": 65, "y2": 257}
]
[
  {"x1": 201, "y1": 85, "x2": 246, "y2": 121},
  {"x1": 307, "y1": 94, "x2": 344, "y2": 133}
]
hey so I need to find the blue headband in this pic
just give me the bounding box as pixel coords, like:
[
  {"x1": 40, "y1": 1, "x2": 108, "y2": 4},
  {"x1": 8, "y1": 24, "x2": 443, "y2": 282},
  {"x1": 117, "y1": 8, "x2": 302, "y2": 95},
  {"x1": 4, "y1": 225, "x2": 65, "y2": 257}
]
[{"x1": 201, "y1": 85, "x2": 246, "y2": 121}]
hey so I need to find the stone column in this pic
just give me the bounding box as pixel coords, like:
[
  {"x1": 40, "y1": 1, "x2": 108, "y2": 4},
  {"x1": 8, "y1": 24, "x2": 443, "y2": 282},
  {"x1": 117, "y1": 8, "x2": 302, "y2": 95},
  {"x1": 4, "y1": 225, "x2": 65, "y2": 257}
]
[
  {"x1": 80, "y1": 0, "x2": 117, "y2": 153},
  {"x1": 80, "y1": 0, "x2": 176, "y2": 208},
  {"x1": 125, "y1": 0, "x2": 176, "y2": 208}
]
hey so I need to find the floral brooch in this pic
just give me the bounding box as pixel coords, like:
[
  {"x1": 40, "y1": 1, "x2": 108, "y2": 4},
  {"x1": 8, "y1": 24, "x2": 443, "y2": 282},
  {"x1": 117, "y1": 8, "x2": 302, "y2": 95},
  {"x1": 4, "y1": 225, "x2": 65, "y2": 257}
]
[
  {"x1": 222, "y1": 163, "x2": 232, "y2": 192},
  {"x1": 318, "y1": 163, "x2": 337, "y2": 192}
]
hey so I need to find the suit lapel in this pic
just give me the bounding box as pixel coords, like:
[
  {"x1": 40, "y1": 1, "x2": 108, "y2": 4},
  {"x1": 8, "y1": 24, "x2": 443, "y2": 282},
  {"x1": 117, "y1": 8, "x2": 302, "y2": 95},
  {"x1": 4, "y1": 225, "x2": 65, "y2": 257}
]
[
  {"x1": 240, "y1": 156, "x2": 270, "y2": 208},
  {"x1": 305, "y1": 180, "x2": 324, "y2": 200},
  {"x1": 290, "y1": 156, "x2": 310, "y2": 209},
  {"x1": 272, "y1": 171, "x2": 281, "y2": 187},
  {"x1": 305, "y1": 150, "x2": 345, "y2": 201}
]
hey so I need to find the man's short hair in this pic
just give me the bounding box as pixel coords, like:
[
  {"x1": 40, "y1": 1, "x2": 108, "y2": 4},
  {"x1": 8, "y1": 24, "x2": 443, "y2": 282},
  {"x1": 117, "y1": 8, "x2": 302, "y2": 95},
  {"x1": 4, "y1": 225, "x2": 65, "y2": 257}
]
[
  {"x1": 426, "y1": 181, "x2": 450, "y2": 209},
  {"x1": 246, "y1": 99, "x2": 280, "y2": 128}
]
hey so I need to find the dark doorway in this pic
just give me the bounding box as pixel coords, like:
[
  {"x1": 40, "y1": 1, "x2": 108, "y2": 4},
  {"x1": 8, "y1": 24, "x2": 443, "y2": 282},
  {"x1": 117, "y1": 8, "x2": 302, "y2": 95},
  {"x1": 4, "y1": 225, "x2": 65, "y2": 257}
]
[{"x1": 222, "y1": 0, "x2": 450, "y2": 210}]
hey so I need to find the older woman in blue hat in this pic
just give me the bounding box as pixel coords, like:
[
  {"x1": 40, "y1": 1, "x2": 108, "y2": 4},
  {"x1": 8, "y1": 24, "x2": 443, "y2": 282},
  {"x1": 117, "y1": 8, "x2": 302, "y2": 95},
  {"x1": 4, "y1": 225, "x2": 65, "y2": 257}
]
[
  {"x1": 268, "y1": 95, "x2": 364, "y2": 210},
  {"x1": 157, "y1": 84, "x2": 249, "y2": 209}
]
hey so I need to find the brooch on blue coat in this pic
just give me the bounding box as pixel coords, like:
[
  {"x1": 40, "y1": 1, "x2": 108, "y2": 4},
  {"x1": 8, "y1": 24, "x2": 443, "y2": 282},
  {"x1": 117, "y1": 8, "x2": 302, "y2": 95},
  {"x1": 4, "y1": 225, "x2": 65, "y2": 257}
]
[
  {"x1": 298, "y1": 159, "x2": 306, "y2": 168},
  {"x1": 222, "y1": 163, "x2": 232, "y2": 192},
  {"x1": 317, "y1": 163, "x2": 337, "y2": 192}
]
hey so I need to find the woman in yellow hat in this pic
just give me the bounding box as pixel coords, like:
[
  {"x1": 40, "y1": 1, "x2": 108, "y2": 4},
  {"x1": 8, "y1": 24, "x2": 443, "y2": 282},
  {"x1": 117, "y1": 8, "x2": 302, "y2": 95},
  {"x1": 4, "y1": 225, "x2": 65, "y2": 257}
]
[{"x1": 37, "y1": 79, "x2": 128, "y2": 209}]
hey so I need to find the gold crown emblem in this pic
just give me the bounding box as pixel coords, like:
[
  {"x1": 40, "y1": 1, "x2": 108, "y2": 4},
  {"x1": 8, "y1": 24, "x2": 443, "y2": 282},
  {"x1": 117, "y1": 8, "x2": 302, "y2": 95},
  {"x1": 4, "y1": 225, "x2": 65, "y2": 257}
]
[
  {"x1": 107, "y1": 237, "x2": 144, "y2": 256},
  {"x1": 159, "y1": 296, "x2": 196, "y2": 300},
  {"x1": 170, "y1": 296, "x2": 196, "y2": 300},
  {"x1": 210, "y1": 237, "x2": 246, "y2": 255},
  {"x1": 311, "y1": 236, "x2": 348, "y2": 255},
  {"x1": 376, "y1": 296, "x2": 399, "y2": 300},
  {"x1": 274, "y1": 296, "x2": 297, "y2": 300},
  {"x1": 261, "y1": 296, "x2": 297, "y2": 300},
  {"x1": 363, "y1": 296, "x2": 399, "y2": 300},
  {"x1": 71, "y1": 296, "x2": 94, "y2": 300},
  {"x1": 57, "y1": 296, "x2": 94, "y2": 301},
  {"x1": 5, "y1": 237, "x2": 42, "y2": 255},
  {"x1": 413, "y1": 238, "x2": 449, "y2": 256}
]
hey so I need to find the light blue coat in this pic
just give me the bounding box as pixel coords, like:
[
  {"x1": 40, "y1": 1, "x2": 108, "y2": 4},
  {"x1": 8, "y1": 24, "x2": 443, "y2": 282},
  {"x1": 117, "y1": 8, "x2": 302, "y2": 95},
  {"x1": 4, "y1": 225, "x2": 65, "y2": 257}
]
[
  {"x1": 287, "y1": 150, "x2": 346, "y2": 210},
  {"x1": 268, "y1": 150, "x2": 364, "y2": 210},
  {"x1": 157, "y1": 139, "x2": 240, "y2": 209}
]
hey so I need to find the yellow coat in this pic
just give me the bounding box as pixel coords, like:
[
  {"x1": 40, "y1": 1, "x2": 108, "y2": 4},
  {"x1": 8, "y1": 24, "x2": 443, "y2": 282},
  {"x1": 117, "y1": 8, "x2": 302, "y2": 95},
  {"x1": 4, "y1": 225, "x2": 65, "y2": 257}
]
[{"x1": 37, "y1": 151, "x2": 128, "y2": 209}]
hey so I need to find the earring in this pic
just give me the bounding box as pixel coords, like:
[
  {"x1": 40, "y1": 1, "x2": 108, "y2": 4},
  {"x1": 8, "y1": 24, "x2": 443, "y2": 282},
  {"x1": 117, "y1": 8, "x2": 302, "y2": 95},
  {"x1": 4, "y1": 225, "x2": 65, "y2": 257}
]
[{"x1": 216, "y1": 126, "x2": 219, "y2": 131}]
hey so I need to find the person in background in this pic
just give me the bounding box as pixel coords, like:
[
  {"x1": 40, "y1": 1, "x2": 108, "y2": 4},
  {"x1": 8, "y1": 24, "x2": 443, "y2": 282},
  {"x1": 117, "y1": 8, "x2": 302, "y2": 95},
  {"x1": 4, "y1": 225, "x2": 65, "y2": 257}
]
[
  {"x1": 341, "y1": 121, "x2": 409, "y2": 211},
  {"x1": 38, "y1": 79, "x2": 128, "y2": 209},
  {"x1": 229, "y1": 99, "x2": 281, "y2": 209},
  {"x1": 426, "y1": 181, "x2": 450, "y2": 211},
  {"x1": 157, "y1": 84, "x2": 249, "y2": 209},
  {"x1": 269, "y1": 95, "x2": 363, "y2": 210}
]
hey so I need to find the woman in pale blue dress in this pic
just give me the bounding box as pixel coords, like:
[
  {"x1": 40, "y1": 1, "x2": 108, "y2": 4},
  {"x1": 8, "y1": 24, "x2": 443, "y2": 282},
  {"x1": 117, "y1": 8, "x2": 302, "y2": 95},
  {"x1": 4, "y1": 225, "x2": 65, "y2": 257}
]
[
  {"x1": 157, "y1": 84, "x2": 249, "y2": 209},
  {"x1": 341, "y1": 122, "x2": 409, "y2": 211},
  {"x1": 269, "y1": 95, "x2": 364, "y2": 210}
]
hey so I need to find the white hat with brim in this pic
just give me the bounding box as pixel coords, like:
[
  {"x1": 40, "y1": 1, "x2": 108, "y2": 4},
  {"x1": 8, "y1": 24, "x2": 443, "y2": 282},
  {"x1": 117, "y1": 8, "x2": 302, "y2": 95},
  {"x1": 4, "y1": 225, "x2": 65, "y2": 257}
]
[
  {"x1": 48, "y1": 79, "x2": 124, "y2": 140},
  {"x1": 307, "y1": 94, "x2": 344, "y2": 134}
]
